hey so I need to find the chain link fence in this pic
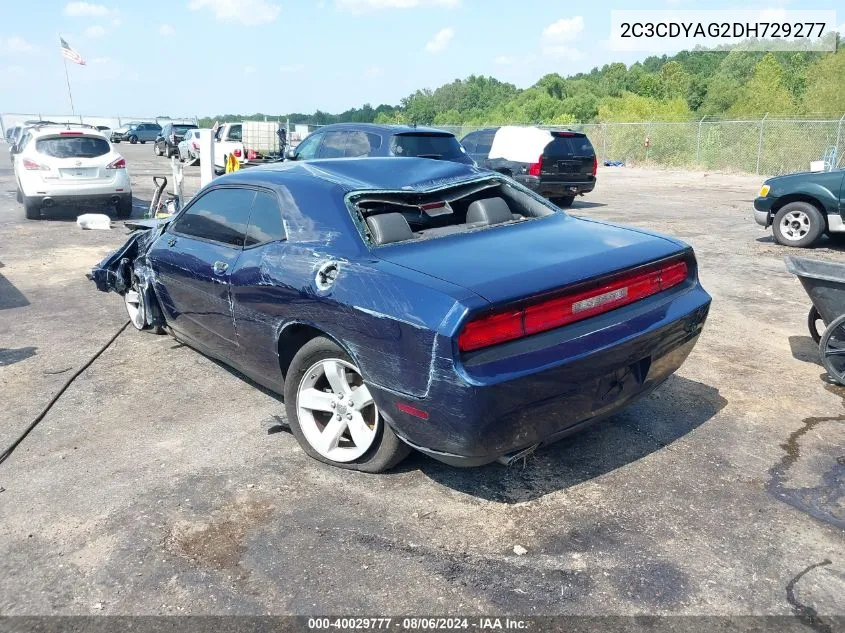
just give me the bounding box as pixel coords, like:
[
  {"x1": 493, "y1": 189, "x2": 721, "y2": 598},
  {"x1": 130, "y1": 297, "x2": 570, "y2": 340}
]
[{"x1": 438, "y1": 115, "x2": 845, "y2": 176}]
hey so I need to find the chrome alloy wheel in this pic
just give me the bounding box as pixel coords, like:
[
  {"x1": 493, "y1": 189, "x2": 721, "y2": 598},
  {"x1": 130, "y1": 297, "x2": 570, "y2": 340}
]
[
  {"x1": 779, "y1": 210, "x2": 811, "y2": 242},
  {"x1": 124, "y1": 287, "x2": 146, "y2": 330},
  {"x1": 296, "y1": 358, "x2": 378, "y2": 462}
]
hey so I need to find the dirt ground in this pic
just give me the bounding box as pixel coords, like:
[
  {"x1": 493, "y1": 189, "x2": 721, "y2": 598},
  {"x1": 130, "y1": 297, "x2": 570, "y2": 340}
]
[{"x1": 0, "y1": 144, "x2": 842, "y2": 621}]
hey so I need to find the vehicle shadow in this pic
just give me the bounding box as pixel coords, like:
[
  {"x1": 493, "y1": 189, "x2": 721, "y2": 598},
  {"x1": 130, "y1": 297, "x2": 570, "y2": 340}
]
[
  {"x1": 570, "y1": 200, "x2": 607, "y2": 209},
  {"x1": 409, "y1": 375, "x2": 726, "y2": 503},
  {"x1": 755, "y1": 234, "x2": 845, "y2": 252},
  {"x1": 33, "y1": 196, "x2": 150, "y2": 222},
  {"x1": 789, "y1": 335, "x2": 822, "y2": 365},
  {"x1": 0, "y1": 346, "x2": 37, "y2": 367},
  {"x1": 0, "y1": 272, "x2": 29, "y2": 310}
]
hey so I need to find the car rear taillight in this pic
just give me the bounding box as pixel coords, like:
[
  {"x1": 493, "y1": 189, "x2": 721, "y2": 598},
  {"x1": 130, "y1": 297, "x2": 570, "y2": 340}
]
[
  {"x1": 192, "y1": 142, "x2": 199, "y2": 150},
  {"x1": 458, "y1": 259, "x2": 690, "y2": 352},
  {"x1": 60, "y1": 131, "x2": 83, "y2": 136},
  {"x1": 233, "y1": 148, "x2": 242, "y2": 158},
  {"x1": 528, "y1": 155, "x2": 542, "y2": 177},
  {"x1": 592, "y1": 155, "x2": 598, "y2": 177},
  {"x1": 106, "y1": 157, "x2": 126, "y2": 169},
  {"x1": 23, "y1": 158, "x2": 47, "y2": 171}
]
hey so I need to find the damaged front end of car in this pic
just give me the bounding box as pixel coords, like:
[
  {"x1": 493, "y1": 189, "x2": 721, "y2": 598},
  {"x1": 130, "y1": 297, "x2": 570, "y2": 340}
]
[{"x1": 87, "y1": 219, "x2": 169, "y2": 331}]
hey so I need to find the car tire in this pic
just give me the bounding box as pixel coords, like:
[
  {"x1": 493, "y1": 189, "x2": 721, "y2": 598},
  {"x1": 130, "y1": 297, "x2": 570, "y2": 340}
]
[
  {"x1": 284, "y1": 336, "x2": 411, "y2": 473},
  {"x1": 16, "y1": 187, "x2": 22, "y2": 203},
  {"x1": 129, "y1": 135, "x2": 138, "y2": 144},
  {"x1": 140, "y1": 141, "x2": 146, "y2": 144},
  {"x1": 154, "y1": 143, "x2": 162, "y2": 156},
  {"x1": 772, "y1": 202, "x2": 825, "y2": 248},
  {"x1": 116, "y1": 196, "x2": 133, "y2": 219},
  {"x1": 23, "y1": 196, "x2": 40, "y2": 220},
  {"x1": 551, "y1": 195, "x2": 575, "y2": 208},
  {"x1": 113, "y1": 139, "x2": 121, "y2": 144}
]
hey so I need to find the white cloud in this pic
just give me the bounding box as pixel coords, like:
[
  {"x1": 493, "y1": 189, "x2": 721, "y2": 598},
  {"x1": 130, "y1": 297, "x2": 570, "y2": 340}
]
[
  {"x1": 64, "y1": 2, "x2": 115, "y2": 17},
  {"x1": 364, "y1": 65, "x2": 383, "y2": 77},
  {"x1": 279, "y1": 63, "x2": 304, "y2": 73},
  {"x1": 425, "y1": 26, "x2": 454, "y2": 53},
  {"x1": 542, "y1": 16, "x2": 584, "y2": 42},
  {"x1": 336, "y1": 0, "x2": 458, "y2": 11},
  {"x1": 111, "y1": 17, "x2": 122, "y2": 27},
  {"x1": 159, "y1": 23, "x2": 175, "y2": 36},
  {"x1": 188, "y1": 0, "x2": 280, "y2": 25},
  {"x1": 494, "y1": 55, "x2": 514, "y2": 65},
  {"x1": 244, "y1": 64, "x2": 257, "y2": 74},
  {"x1": 0, "y1": 36, "x2": 36, "y2": 55},
  {"x1": 84, "y1": 25, "x2": 106, "y2": 38},
  {"x1": 542, "y1": 45, "x2": 583, "y2": 60}
]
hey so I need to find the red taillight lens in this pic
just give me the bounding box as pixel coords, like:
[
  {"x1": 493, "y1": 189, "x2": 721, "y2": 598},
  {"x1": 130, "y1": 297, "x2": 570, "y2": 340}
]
[
  {"x1": 106, "y1": 157, "x2": 126, "y2": 169},
  {"x1": 23, "y1": 158, "x2": 43, "y2": 170},
  {"x1": 592, "y1": 155, "x2": 598, "y2": 177},
  {"x1": 60, "y1": 131, "x2": 83, "y2": 136},
  {"x1": 192, "y1": 142, "x2": 199, "y2": 150},
  {"x1": 458, "y1": 259, "x2": 690, "y2": 352},
  {"x1": 233, "y1": 148, "x2": 242, "y2": 158},
  {"x1": 528, "y1": 155, "x2": 542, "y2": 177}
]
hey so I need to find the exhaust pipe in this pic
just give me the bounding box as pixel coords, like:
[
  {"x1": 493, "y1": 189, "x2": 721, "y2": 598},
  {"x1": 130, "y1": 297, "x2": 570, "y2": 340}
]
[
  {"x1": 496, "y1": 443, "x2": 540, "y2": 466},
  {"x1": 41, "y1": 197, "x2": 54, "y2": 208}
]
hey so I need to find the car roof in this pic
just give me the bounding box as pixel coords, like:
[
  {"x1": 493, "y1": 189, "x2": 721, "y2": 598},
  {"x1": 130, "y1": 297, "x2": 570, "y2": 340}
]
[
  {"x1": 214, "y1": 156, "x2": 491, "y2": 193},
  {"x1": 28, "y1": 125, "x2": 109, "y2": 139},
  {"x1": 310, "y1": 123, "x2": 456, "y2": 137}
]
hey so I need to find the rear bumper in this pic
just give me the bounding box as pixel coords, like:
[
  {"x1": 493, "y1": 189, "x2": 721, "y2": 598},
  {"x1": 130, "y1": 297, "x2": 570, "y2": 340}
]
[
  {"x1": 516, "y1": 174, "x2": 596, "y2": 197},
  {"x1": 25, "y1": 192, "x2": 131, "y2": 208},
  {"x1": 374, "y1": 283, "x2": 711, "y2": 466}
]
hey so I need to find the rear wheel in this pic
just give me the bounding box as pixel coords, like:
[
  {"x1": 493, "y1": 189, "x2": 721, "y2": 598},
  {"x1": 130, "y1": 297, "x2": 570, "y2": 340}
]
[
  {"x1": 154, "y1": 143, "x2": 162, "y2": 156},
  {"x1": 129, "y1": 135, "x2": 138, "y2": 144},
  {"x1": 772, "y1": 202, "x2": 825, "y2": 248},
  {"x1": 116, "y1": 196, "x2": 132, "y2": 219},
  {"x1": 284, "y1": 337, "x2": 410, "y2": 473},
  {"x1": 551, "y1": 195, "x2": 575, "y2": 208},
  {"x1": 23, "y1": 197, "x2": 40, "y2": 220}
]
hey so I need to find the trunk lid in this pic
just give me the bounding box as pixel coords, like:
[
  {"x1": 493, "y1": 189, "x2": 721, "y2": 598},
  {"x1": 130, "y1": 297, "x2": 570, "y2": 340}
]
[
  {"x1": 374, "y1": 214, "x2": 683, "y2": 305},
  {"x1": 541, "y1": 132, "x2": 595, "y2": 183}
]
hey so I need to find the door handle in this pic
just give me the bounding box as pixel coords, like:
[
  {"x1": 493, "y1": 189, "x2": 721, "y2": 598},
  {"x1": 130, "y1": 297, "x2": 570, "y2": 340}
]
[{"x1": 212, "y1": 261, "x2": 229, "y2": 275}]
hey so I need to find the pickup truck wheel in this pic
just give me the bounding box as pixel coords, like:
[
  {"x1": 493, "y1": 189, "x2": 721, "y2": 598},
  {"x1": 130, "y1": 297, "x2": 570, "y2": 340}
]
[
  {"x1": 551, "y1": 195, "x2": 575, "y2": 208},
  {"x1": 284, "y1": 337, "x2": 411, "y2": 473},
  {"x1": 772, "y1": 202, "x2": 825, "y2": 248}
]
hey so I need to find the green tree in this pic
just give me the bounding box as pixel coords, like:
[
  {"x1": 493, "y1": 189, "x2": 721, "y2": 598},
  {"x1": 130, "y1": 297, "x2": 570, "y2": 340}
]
[{"x1": 729, "y1": 53, "x2": 795, "y2": 116}]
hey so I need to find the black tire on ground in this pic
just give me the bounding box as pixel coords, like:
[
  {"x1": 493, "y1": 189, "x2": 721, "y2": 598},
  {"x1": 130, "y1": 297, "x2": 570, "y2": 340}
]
[
  {"x1": 116, "y1": 196, "x2": 133, "y2": 219},
  {"x1": 140, "y1": 141, "x2": 146, "y2": 144},
  {"x1": 808, "y1": 305, "x2": 825, "y2": 345},
  {"x1": 113, "y1": 139, "x2": 121, "y2": 144},
  {"x1": 551, "y1": 195, "x2": 576, "y2": 208},
  {"x1": 23, "y1": 197, "x2": 40, "y2": 220},
  {"x1": 154, "y1": 143, "x2": 161, "y2": 156},
  {"x1": 819, "y1": 313, "x2": 845, "y2": 386},
  {"x1": 283, "y1": 336, "x2": 411, "y2": 473},
  {"x1": 772, "y1": 202, "x2": 825, "y2": 248},
  {"x1": 129, "y1": 135, "x2": 138, "y2": 144}
]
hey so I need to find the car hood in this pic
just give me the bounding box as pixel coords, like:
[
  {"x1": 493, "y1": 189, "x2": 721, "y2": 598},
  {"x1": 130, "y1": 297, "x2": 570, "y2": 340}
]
[
  {"x1": 374, "y1": 213, "x2": 686, "y2": 305},
  {"x1": 766, "y1": 169, "x2": 844, "y2": 184}
]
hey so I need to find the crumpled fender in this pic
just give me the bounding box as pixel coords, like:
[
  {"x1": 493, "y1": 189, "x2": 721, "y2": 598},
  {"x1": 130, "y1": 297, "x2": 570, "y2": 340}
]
[{"x1": 87, "y1": 221, "x2": 168, "y2": 293}]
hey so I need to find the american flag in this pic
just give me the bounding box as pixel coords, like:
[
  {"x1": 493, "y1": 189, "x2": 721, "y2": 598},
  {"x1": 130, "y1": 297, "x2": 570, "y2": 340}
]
[{"x1": 60, "y1": 37, "x2": 86, "y2": 65}]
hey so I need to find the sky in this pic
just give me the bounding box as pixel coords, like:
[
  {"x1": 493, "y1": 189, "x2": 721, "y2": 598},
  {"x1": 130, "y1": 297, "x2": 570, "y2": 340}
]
[{"x1": 0, "y1": 0, "x2": 839, "y2": 118}]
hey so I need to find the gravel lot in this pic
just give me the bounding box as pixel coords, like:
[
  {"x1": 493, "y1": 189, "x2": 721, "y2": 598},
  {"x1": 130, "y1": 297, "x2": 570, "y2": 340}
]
[{"x1": 0, "y1": 144, "x2": 843, "y2": 620}]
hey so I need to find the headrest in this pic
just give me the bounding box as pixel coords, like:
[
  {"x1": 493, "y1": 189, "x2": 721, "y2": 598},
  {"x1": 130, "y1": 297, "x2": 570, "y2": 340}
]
[
  {"x1": 466, "y1": 197, "x2": 512, "y2": 225},
  {"x1": 366, "y1": 213, "x2": 414, "y2": 245}
]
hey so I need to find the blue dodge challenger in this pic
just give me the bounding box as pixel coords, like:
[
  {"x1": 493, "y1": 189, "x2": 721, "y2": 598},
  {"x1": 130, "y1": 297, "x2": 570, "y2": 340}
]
[{"x1": 90, "y1": 157, "x2": 711, "y2": 472}]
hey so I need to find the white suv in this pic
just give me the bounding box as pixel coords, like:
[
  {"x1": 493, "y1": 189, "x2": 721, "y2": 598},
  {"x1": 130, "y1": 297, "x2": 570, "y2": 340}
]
[{"x1": 12, "y1": 124, "x2": 132, "y2": 220}]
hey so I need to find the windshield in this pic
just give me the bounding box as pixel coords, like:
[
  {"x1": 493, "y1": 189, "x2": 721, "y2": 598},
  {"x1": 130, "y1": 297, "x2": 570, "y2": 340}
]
[
  {"x1": 390, "y1": 133, "x2": 471, "y2": 164},
  {"x1": 36, "y1": 136, "x2": 110, "y2": 158}
]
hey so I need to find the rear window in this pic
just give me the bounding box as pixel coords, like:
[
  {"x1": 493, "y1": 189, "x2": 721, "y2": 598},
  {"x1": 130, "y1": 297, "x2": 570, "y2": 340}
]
[
  {"x1": 36, "y1": 136, "x2": 110, "y2": 158},
  {"x1": 174, "y1": 125, "x2": 197, "y2": 134},
  {"x1": 390, "y1": 133, "x2": 468, "y2": 162},
  {"x1": 548, "y1": 134, "x2": 594, "y2": 156}
]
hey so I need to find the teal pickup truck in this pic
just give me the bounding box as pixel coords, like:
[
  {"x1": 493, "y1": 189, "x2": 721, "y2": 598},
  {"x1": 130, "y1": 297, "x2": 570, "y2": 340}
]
[{"x1": 754, "y1": 169, "x2": 845, "y2": 247}]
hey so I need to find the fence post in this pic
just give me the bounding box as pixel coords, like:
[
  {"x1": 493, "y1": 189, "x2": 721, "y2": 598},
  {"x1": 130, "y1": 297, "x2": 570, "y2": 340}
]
[
  {"x1": 836, "y1": 113, "x2": 845, "y2": 166},
  {"x1": 756, "y1": 113, "x2": 768, "y2": 175},
  {"x1": 696, "y1": 116, "x2": 706, "y2": 165},
  {"x1": 645, "y1": 121, "x2": 652, "y2": 162}
]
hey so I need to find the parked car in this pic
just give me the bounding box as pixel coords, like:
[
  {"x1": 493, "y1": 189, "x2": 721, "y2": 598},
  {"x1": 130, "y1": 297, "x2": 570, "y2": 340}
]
[
  {"x1": 110, "y1": 122, "x2": 140, "y2": 143},
  {"x1": 155, "y1": 122, "x2": 199, "y2": 158},
  {"x1": 754, "y1": 169, "x2": 845, "y2": 247},
  {"x1": 116, "y1": 122, "x2": 161, "y2": 145},
  {"x1": 178, "y1": 129, "x2": 203, "y2": 162},
  {"x1": 12, "y1": 124, "x2": 131, "y2": 220},
  {"x1": 461, "y1": 126, "x2": 597, "y2": 207},
  {"x1": 89, "y1": 157, "x2": 710, "y2": 472},
  {"x1": 286, "y1": 123, "x2": 474, "y2": 166}
]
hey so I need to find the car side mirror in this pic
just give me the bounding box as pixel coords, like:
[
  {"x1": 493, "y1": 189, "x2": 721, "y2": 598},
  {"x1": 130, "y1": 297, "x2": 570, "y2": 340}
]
[{"x1": 285, "y1": 148, "x2": 297, "y2": 160}]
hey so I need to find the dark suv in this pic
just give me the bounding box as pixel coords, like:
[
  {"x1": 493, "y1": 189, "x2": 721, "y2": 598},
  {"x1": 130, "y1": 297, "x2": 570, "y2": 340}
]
[
  {"x1": 287, "y1": 123, "x2": 473, "y2": 165},
  {"x1": 461, "y1": 126, "x2": 597, "y2": 207},
  {"x1": 155, "y1": 123, "x2": 199, "y2": 158}
]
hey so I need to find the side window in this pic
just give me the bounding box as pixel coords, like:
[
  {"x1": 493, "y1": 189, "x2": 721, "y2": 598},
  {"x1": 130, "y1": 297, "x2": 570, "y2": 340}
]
[
  {"x1": 294, "y1": 132, "x2": 323, "y2": 160},
  {"x1": 461, "y1": 133, "x2": 477, "y2": 154},
  {"x1": 476, "y1": 131, "x2": 495, "y2": 155},
  {"x1": 345, "y1": 131, "x2": 376, "y2": 157},
  {"x1": 228, "y1": 124, "x2": 242, "y2": 141},
  {"x1": 244, "y1": 191, "x2": 286, "y2": 247},
  {"x1": 171, "y1": 188, "x2": 256, "y2": 247},
  {"x1": 317, "y1": 131, "x2": 348, "y2": 158}
]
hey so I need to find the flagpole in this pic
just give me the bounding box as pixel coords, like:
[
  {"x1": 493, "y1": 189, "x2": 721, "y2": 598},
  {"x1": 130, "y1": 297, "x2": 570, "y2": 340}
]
[{"x1": 60, "y1": 37, "x2": 75, "y2": 116}]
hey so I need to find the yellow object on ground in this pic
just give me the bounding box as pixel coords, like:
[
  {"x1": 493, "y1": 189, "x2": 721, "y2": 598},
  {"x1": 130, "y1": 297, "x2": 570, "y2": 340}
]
[{"x1": 225, "y1": 153, "x2": 240, "y2": 173}]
